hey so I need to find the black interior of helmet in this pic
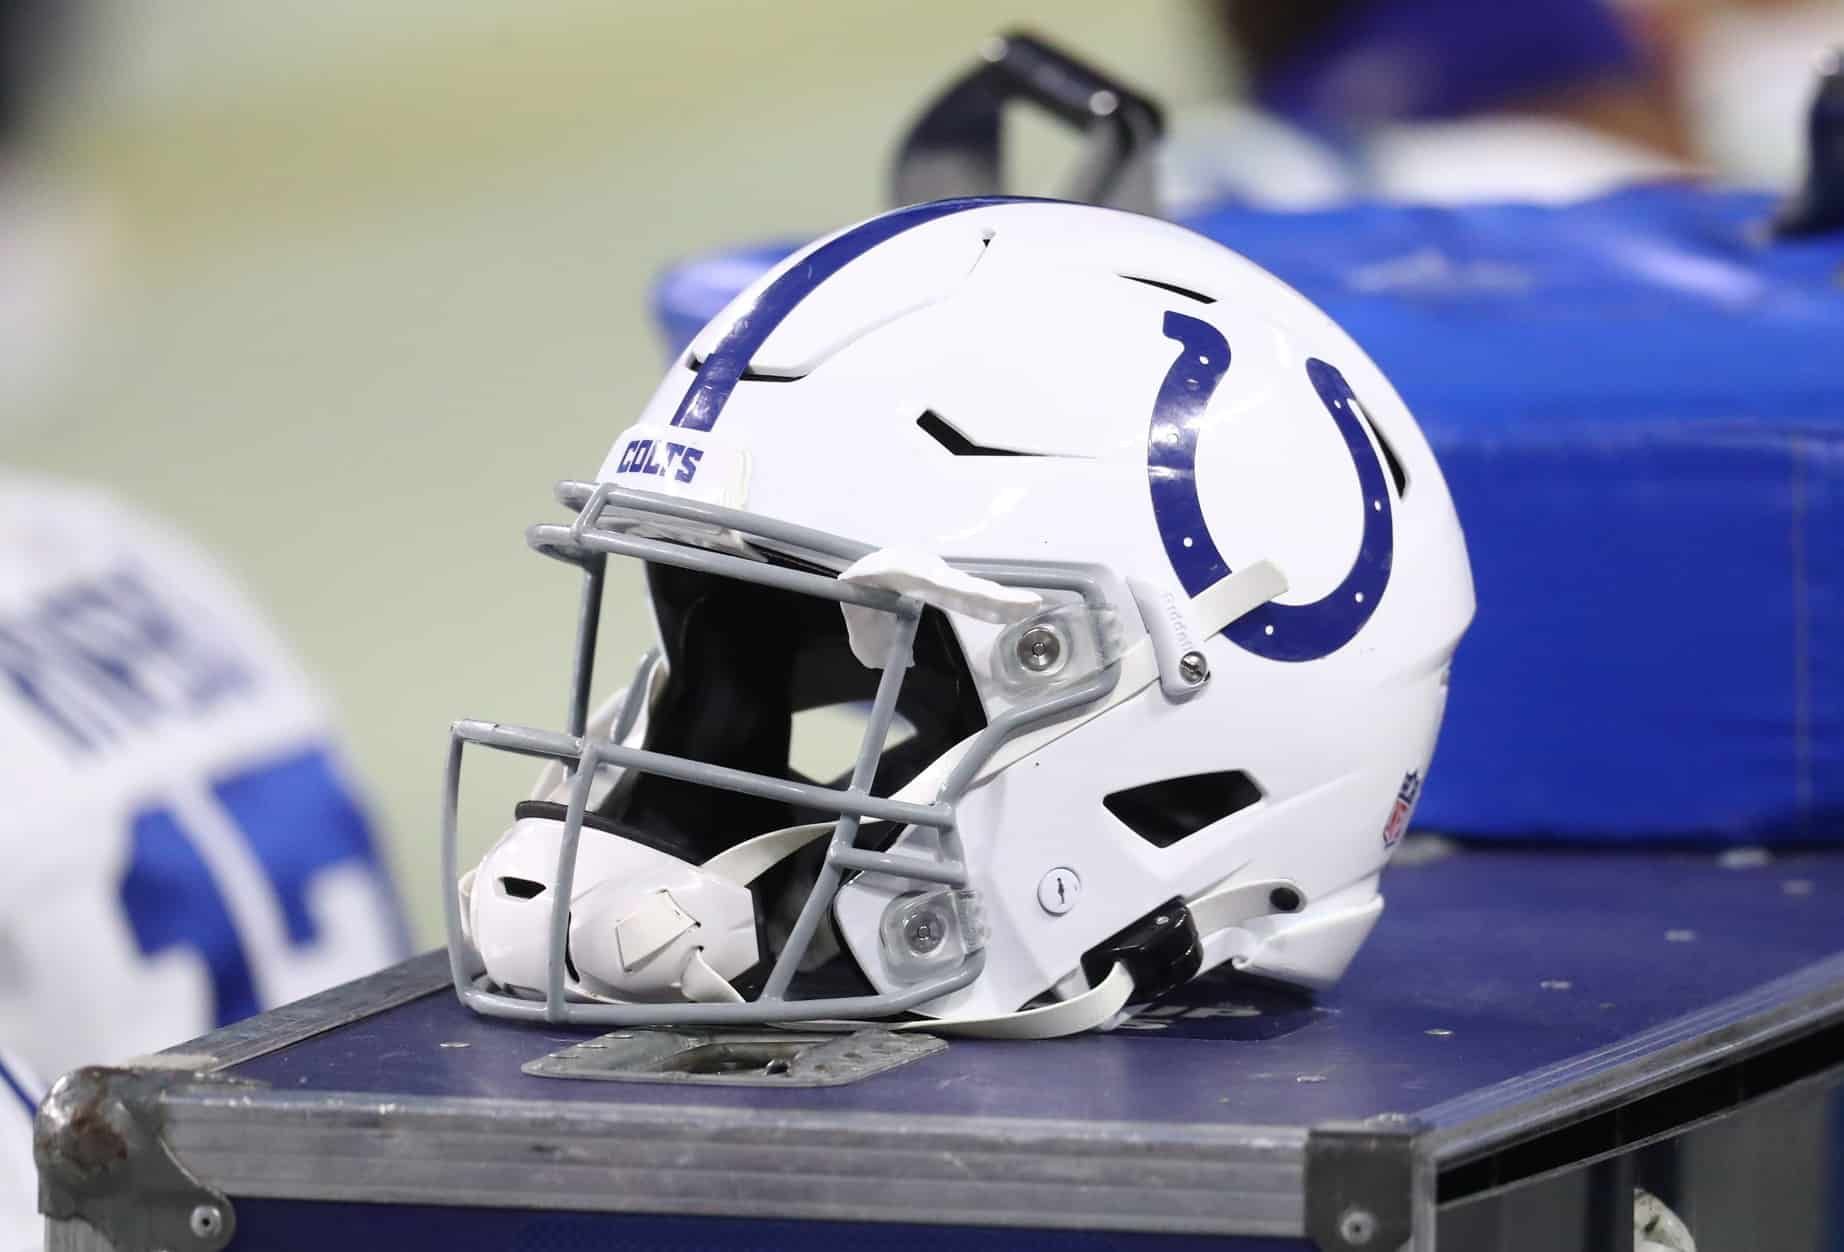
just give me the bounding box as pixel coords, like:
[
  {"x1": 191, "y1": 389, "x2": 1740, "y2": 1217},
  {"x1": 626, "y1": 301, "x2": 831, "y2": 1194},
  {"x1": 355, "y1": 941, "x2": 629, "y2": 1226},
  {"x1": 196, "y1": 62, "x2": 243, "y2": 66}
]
[{"x1": 598, "y1": 559, "x2": 988, "y2": 867}]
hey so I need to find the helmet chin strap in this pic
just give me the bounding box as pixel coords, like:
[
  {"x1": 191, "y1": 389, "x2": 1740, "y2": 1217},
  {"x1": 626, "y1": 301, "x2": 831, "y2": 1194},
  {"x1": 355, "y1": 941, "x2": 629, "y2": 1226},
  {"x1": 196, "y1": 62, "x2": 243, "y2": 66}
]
[
  {"x1": 575, "y1": 776, "x2": 1301, "y2": 1035},
  {"x1": 1188, "y1": 875, "x2": 1303, "y2": 936},
  {"x1": 701, "y1": 820, "x2": 837, "y2": 885},
  {"x1": 885, "y1": 875, "x2": 1304, "y2": 1039},
  {"x1": 632, "y1": 805, "x2": 1141, "y2": 1036},
  {"x1": 1191, "y1": 559, "x2": 1288, "y2": 639},
  {"x1": 1133, "y1": 559, "x2": 1288, "y2": 701},
  {"x1": 889, "y1": 963, "x2": 1137, "y2": 1038}
]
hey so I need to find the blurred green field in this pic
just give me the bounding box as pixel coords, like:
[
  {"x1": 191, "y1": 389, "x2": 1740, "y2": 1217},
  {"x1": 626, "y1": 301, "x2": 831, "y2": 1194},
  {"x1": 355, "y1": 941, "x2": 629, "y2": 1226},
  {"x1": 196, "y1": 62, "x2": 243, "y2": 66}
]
[{"x1": 10, "y1": 1, "x2": 1228, "y2": 941}]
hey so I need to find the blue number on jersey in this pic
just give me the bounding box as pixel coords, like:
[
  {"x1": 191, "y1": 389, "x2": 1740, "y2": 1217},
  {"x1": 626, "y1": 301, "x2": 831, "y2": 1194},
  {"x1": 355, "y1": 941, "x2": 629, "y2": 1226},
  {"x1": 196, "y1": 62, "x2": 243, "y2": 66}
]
[
  {"x1": 118, "y1": 745, "x2": 397, "y2": 1029},
  {"x1": 119, "y1": 806, "x2": 261, "y2": 1026},
  {"x1": 211, "y1": 747, "x2": 387, "y2": 949}
]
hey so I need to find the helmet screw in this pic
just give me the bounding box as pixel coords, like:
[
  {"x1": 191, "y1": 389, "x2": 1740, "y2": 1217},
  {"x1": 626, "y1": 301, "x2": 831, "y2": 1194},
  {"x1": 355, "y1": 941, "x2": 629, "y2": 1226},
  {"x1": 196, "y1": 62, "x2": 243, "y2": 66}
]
[
  {"x1": 189, "y1": 1204, "x2": 225, "y2": 1240},
  {"x1": 1179, "y1": 650, "x2": 1210, "y2": 685},
  {"x1": 904, "y1": 908, "x2": 948, "y2": 955},
  {"x1": 1016, "y1": 625, "x2": 1064, "y2": 674},
  {"x1": 1338, "y1": 1206, "x2": 1378, "y2": 1246}
]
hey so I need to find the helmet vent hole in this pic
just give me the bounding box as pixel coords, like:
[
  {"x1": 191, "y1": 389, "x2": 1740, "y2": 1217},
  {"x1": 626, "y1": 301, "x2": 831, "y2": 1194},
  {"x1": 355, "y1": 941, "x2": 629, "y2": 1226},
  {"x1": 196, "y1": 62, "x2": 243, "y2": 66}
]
[
  {"x1": 1103, "y1": 771, "x2": 1264, "y2": 848},
  {"x1": 683, "y1": 352, "x2": 805, "y2": 383},
  {"x1": 1119, "y1": 274, "x2": 1216, "y2": 305},
  {"x1": 916, "y1": 410, "x2": 1030, "y2": 457},
  {"x1": 1346, "y1": 388, "x2": 1409, "y2": 498},
  {"x1": 498, "y1": 876, "x2": 546, "y2": 900}
]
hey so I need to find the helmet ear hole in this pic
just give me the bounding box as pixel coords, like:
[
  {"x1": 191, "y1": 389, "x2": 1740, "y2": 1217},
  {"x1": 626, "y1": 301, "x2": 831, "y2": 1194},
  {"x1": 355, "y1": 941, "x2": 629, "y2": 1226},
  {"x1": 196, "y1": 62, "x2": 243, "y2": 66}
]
[{"x1": 497, "y1": 876, "x2": 546, "y2": 900}]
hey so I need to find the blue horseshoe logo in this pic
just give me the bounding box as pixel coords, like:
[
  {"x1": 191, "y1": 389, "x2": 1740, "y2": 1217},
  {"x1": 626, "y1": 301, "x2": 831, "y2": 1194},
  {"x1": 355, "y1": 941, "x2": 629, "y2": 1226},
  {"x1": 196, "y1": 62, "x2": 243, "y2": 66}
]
[{"x1": 1147, "y1": 310, "x2": 1394, "y2": 662}]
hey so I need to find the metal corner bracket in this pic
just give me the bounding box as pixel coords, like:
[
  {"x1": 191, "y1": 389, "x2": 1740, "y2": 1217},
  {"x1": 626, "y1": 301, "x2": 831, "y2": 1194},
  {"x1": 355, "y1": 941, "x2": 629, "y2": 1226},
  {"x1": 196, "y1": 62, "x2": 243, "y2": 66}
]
[
  {"x1": 35, "y1": 1065, "x2": 248, "y2": 1252},
  {"x1": 1305, "y1": 1115, "x2": 1426, "y2": 1251}
]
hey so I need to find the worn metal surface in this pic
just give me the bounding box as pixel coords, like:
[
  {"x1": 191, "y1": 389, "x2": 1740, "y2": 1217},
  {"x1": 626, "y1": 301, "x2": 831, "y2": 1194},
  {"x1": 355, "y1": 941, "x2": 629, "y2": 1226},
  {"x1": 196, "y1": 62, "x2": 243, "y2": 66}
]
[
  {"x1": 156, "y1": 1092, "x2": 1309, "y2": 1237},
  {"x1": 523, "y1": 1028, "x2": 947, "y2": 1087},
  {"x1": 155, "y1": 950, "x2": 451, "y2": 1071},
  {"x1": 34, "y1": 1068, "x2": 241, "y2": 1252},
  {"x1": 1306, "y1": 1120, "x2": 1422, "y2": 1251},
  {"x1": 44, "y1": 1217, "x2": 119, "y2": 1252}
]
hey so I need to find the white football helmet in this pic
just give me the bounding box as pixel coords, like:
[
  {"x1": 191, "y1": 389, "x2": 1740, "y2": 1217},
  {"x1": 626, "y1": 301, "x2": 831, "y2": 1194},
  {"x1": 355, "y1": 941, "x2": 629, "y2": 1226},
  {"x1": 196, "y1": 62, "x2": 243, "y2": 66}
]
[{"x1": 443, "y1": 197, "x2": 1474, "y2": 1038}]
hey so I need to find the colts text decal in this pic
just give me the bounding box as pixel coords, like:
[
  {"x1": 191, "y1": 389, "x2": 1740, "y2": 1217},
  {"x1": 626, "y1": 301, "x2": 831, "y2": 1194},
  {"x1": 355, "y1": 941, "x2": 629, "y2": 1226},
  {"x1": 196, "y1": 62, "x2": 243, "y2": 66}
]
[{"x1": 614, "y1": 435, "x2": 704, "y2": 484}]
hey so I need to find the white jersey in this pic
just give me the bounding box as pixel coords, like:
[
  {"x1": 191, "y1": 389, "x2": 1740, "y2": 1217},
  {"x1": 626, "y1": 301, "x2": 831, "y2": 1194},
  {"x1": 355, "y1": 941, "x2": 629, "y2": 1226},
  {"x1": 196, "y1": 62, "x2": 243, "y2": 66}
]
[{"x1": 0, "y1": 471, "x2": 405, "y2": 1082}]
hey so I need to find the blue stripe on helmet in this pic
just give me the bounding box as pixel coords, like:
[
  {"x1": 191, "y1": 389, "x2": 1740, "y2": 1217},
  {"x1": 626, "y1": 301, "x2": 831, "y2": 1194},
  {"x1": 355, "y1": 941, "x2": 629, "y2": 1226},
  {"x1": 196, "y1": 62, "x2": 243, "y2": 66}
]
[
  {"x1": 669, "y1": 197, "x2": 1019, "y2": 432},
  {"x1": 1, "y1": 1055, "x2": 36, "y2": 1112}
]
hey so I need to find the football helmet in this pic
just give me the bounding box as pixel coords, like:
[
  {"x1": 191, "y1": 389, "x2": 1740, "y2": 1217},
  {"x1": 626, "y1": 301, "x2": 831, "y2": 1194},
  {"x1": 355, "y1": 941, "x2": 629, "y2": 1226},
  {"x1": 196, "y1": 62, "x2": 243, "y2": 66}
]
[{"x1": 443, "y1": 197, "x2": 1473, "y2": 1038}]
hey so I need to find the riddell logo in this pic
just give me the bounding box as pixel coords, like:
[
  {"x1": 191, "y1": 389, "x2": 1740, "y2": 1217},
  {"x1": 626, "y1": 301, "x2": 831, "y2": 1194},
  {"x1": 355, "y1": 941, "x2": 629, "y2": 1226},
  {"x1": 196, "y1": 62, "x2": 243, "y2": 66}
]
[
  {"x1": 1159, "y1": 590, "x2": 1197, "y2": 652},
  {"x1": 1381, "y1": 770, "x2": 1422, "y2": 848}
]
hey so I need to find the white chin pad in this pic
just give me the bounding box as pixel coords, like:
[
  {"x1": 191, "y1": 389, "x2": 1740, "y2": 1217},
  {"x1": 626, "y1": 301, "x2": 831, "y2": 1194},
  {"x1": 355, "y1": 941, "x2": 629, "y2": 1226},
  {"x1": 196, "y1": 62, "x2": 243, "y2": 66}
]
[
  {"x1": 838, "y1": 547, "x2": 1043, "y2": 668},
  {"x1": 469, "y1": 816, "x2": 759, "y2": 1003}
]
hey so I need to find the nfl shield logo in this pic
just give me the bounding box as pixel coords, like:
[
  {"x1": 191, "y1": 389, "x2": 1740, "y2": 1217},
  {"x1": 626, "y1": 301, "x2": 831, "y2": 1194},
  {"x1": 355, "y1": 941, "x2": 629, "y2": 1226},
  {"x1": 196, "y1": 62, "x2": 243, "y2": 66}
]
[{"x1": 1381, "y1": 770, "x2": 1423, "y2": 848}]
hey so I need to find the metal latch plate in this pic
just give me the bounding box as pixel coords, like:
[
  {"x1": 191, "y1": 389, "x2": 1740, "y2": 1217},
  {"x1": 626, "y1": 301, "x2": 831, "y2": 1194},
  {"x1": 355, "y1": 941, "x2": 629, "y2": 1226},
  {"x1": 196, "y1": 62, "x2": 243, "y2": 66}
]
[{"x1": 523, "y1": 1028, "x2": 945, "y2": 1087}]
